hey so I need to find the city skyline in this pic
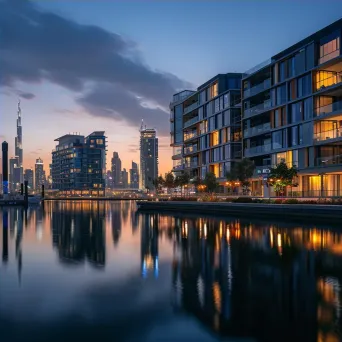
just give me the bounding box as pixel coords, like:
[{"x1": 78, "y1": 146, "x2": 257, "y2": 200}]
[{"x1": 2, "y1": 1, "x2": 342, "y2": 176}]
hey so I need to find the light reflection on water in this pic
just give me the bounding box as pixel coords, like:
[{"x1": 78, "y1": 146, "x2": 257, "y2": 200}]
[{"x1": 0, "y1": 200, "x2": 342, "y2": 342}]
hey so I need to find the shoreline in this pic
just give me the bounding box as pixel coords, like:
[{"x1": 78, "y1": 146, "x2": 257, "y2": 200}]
[{"x1": 136, "y1": 201, "x2": 342, "y2": 221}]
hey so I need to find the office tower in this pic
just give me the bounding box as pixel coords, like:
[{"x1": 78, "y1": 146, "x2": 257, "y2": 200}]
[
  {"x1": 24, "y1": 168, "x2": 34, "y2": 191},
  {"x1": 0, "y1": 173, "x2": 2, "y2": 194},
  {"x1": 111, "y1": 152, "x2": 122, "y2": 188},
  {"x1": 121, "y1": 168, "x2": 128, "y2": 189},
  {"x1": 241, "y1": 18, "x2": 342, "y2": 197},
  {"x1": 51, "y1": 132, "x2": 106, "y2": 196},
  {"x1": 15, "y1": 100, "x2": 23, "y2": 185},
  {"x1": 35, "y1": 157, "x2": 44, "y2": 192},
  {"x1": 2, "y1": 141, "x2": 8, "y2": 195},
  {"x1": 170, "y1": 73, "x2": 243, "y2": 182},
  {"x1": 140, "y1": 124, "x2": 158, "y2": 190},
  {"x1": 130, "y1": 161, "x2": 139, "y2": 189},
  {"x1": 9, "y1": 156, "x2": 19, "y2": 193}
]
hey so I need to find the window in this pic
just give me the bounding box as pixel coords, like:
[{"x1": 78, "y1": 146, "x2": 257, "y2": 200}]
[
  {"x1": 279, "y1": 61, "x2": 286, "y2": 82},
  {"x1": 303, "y1": 98, "x2": 313, "y2": 120},
  {"x1": 221, "y1": 128, "x2": 227, "y2": 144},
  {"x1": 315, "y1": 71, "x2": 340, "y2": 91},
  {"x1": 200, "y1": 90, "x2": 206, "y2": 104},
  {"x1": 231, "y1": 109, "x2": 241, "y2": 124},
  {"x1": 199, "y1": 121, "x2": 208, "y2": 135},
  {"x1": 211, "y1": 131, "x2": 219, "y2": 146},
  {"x1": 274, "y1": 109, "x2": 281, "y2": 128},
  {"x1": 272, "y1": 130, "x2": 283, "y2": 149},
  {"x1": 291, "y1": 126, "x2": 298, "y2": 146},
  {"x1": 224, "y1": 94, "x2": 229, "y2": 109},
  {"x1": 214, "y1": 98, "x2": 220, "y2": 113},
  {"x1": 96, "y1": 139, "x2": 103, "y2": 144},
  {"x1": 206, "y1": 102, "x2": 213, "y2": 117},
  {"x1": 306, "y1": 43, "x2": 315, "y2": 70},
  {"x1": 198, "y1": 107, "x2": 203, "y2": 120},
  {"x1": 297, "y1": 74, "x2": 311, "y2": 97},
  {"x1": 216, "y1": 113, "x2": 222, "y2": 129},
  {"x1": 276, "y1": 84, "x2": 286, "y2": 105},
  {"x1": 209, "y1": 116, "x2": 215, "y2": 132},
  {"x1": 220, "y1": 96, "x2": 224, "y2": 111},
  {"x1": 291, "y1": 102, "x2": 303, "y2": 123},
  {"x1": 210, "y1": 82, "x2": 218, "y2": 98},
  {"x1": 223, "y1": 110, "x2": 230, "y2": 126},
  {"x1": 288, "y1": 56, "x2": 295, "y2": 78},
  {"x1": 319, "y1": 32, "x2": 340, "y2": 64},
  {"x1": 224, "y1": 144, "x2": 231, "y2": 159},
  {"x1": 295, "y1": 49, "x2": 305, "y2": 75}
]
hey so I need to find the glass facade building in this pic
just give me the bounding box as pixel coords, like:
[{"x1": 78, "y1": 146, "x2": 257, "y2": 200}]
[
  {"x1": 170, "y1": 73, "x2": 243, "y2": 183},
  {"x1": 242, "y1": 18, "x2": 342, "y2": 197},
  {"x1": 51, "y1": 131, "x2": 106, "y2": 196}
]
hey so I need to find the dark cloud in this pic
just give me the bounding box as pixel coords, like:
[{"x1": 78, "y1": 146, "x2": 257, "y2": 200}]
[
  {"x1": 0, "y1": 0, "x2": 192, "y2": 134},
  {"x1": 17, "y1": 90, "x2": 35, "y2": 99}
]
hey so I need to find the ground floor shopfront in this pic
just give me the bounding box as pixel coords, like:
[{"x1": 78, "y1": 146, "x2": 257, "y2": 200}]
[{"x1": 251, "y1": 172, "x2": 342, "y2": 198}]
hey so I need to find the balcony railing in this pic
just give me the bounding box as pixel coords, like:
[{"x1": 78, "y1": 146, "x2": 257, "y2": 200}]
[
  {"x1": 316, "y1": 153, "x2": 342, "y2": 167},
  {"x1": 244, "y1": 58, "x2": 272, "y2": 76},
  {"x1": 244, "y1": 122, "x2": 271, "y2": 137},
  {"x1": 244, "y1": 143, "x2": 271, "y2": 157},
  {"x1": 244, "y1": 78, "x2": 271, "y2": 98},
  {"x1": 315, "y1": 72, "x2": 342, "y2": 92},
  {"x1": 185, "y1": 161, "x2": 198, "y2": 168},
  {"x1": 183, "y1": 145, "x2": 198, "y2": 155},
  {"x1": 319, "y1": 49, "x2": 340, "y2": 65},
  {"x1": 314, "y1": 100, "x2": 342, "y2": 117},
  {"x1": 184, "y1": 116, "x2": 199, "y2": 128},
  {"x1": 184, "y1": 131, "x2": 198, "y2": 141},
  {"x1": 184, "y1": 102, "x2": 199, "y2": 114},
  {"x1": 244, "y1": 99, "x2": 272, "y2": 118},
  {"x1": 173, "y1": 164, "x2": 185, "y2": 171},
  {"x1": 314, "y1": 128, "x2": 342, "y2": 143}
]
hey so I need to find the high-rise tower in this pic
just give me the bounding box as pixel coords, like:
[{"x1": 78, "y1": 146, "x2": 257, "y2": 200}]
[
  {"x1": 15, "y1": 100, "x2": 23, "y2": 184},
  {"x1": 140, "y1": 122, "x2": 158, "y2": 191}
]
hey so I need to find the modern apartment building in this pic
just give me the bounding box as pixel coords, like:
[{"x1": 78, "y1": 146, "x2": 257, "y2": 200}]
[
  {"x1": 170, "y1": 73, "x2": 243, "y2": 183},
  {"x1": 242, "y1": 18, "x2": 342, "y2": 197},
  {"x1": 140, "y1": 126, "x2": 158, "y2": 190},
  {"x1": 51, "y1": 131, "x2": 106, "y2": 196}
]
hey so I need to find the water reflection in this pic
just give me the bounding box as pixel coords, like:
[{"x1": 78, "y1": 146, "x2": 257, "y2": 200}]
[{"x1": 0, "y1": 202, "x2": 342, "y2": 342}]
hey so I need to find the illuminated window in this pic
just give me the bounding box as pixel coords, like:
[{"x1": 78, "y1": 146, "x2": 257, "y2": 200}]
[
  {"x1": 315, "y1": 71, "x2": 341, "y2": 91},
  {"x1": 211, "y1": 131, "x2": 219, "y2": 146},
  {"x1": 96, "y1": 139, "x2": 103, "y2": 144},
  {"x1": 319, "y1": 36, "x2": 340, "y2": 64},
  {"x1": 211, "y1": 82, "x2": 218, "y2": 98}
]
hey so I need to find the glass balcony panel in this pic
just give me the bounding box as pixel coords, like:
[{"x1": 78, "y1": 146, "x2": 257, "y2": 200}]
[
  {"x1": 244, "y1": 78, "x2": 271, "y2": 98},
  {"x1": 314, "y1": 99, "x2": 342, "y2": 117}
]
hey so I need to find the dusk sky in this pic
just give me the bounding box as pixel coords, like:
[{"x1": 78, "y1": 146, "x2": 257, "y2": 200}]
[{"x1": 1, "y1": 0, "x2": 342, "y2": 176}]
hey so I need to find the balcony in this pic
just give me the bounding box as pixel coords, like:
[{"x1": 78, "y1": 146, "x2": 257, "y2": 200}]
[
  {"x1": 244, "y1": 58, "x2": 272, "y2": 76},
  {"x1": 243, "y1": 78, "x2": 271, "y2": 98},
  {"x1": 184, "y1": 102, "x2": 199, "y2": 114},
  {"x1": 314, "y1": 128, "x2": 342, "y2": 143},
  {"x1": 316, "y1": 154, "x2": 342, "y2": 167},
  {"x1": 314, "y1": 100, "x2": 342, "y2": 117},
  {"x1": 319, "y1": 49, "x2": 340, "y2": 65},
  {"x1": 183, "y1": 145, "x2": 198, "y2": 155},
  {"x1": 173, "y1": 164, "x2": 185, "y2": 171},
  {"x1": 184, "y1": 116, "x2": 199, "y2": 129},
  {"x1": 184, "y1": 131, "x2": 198, "y2": 141},
  {"x1": 244, "y1": 122, "x2": 271, "y2": 137},
  {"x1": 315, "y1": 72, "x2": 342, "y2": 92},
  {"x1": 244, "y1": 144, "x2": 271, "y2": 157},
  {"x1": 244, "y1": 99, "x2": 272, "y2": 119},
  {"x1": 185, "y1": 161, "x2": 198, "y2": 168}
]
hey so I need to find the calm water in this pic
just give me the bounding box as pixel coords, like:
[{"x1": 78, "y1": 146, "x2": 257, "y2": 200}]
[{"x1": 0, "y1": 201, "x2": 341, "y2": 342}]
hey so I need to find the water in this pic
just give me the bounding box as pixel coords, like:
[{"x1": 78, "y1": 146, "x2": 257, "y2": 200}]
[{"x1": 0, "y1": 201, "x2": 342, "y2": 342}]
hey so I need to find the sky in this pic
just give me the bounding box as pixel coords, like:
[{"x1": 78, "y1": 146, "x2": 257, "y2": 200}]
[{"x1": 1, "y1": 0, "x2": 342, "y2": 177}]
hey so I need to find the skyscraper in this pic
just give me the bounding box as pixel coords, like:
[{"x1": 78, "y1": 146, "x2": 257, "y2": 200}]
[
  {"x1": 24, "y1": 168, "x2": 34, "y2": 191},
  {"x1": 15, "y1": 100, "x2": 23, "y2": 184},
  {"x1": 2, "y1": 141, "x2": 8, "y2": 195},
  {"x1": 130, "y1": 161, "x2": 139, "y2": 189},
  {"x1": 140, "y1": 123, "x2": 158, "y2": 190},
  {"x1": 121, "y1": 168, "x2": 128, "y2": 189},
  {"x1": 111, "y1": 152, "x2": 122, "y2": 188},
  {"x1": 35, "y1": 157, "x2": 44, "y2": 192}
]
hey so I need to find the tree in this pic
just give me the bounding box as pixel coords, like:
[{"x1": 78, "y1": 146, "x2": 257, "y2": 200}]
[
  {"x1": 203, "y1": 172, "x2": 218, "y2": 193},
  {"x1": 226, "y1": 158, "x2": 255, "y2": 195},
  {"x1": 164, "y1": 172, "x2": 175, "y2": 193},
  {"x1": 153, "y1": 175, "x2": 165, "y2": 194},
  {"x1": 267, "y1": 161, "x2": 298, "y2": 196},
  {"x1": 175, "y1": 172, "x2": 190, "y2": 196},
  {"x1": 191, "y1": 176, "x2": 202, "y2": 190}
]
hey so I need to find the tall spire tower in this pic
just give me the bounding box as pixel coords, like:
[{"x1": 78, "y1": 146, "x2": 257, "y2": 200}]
[{"x1": 15, "y1": 100, "x2": 23, "y2": 183}]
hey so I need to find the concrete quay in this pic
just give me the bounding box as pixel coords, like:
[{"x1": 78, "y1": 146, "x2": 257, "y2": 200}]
[{"x1": 136, "y1": 201, "x2": 342, "y2": 222}]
